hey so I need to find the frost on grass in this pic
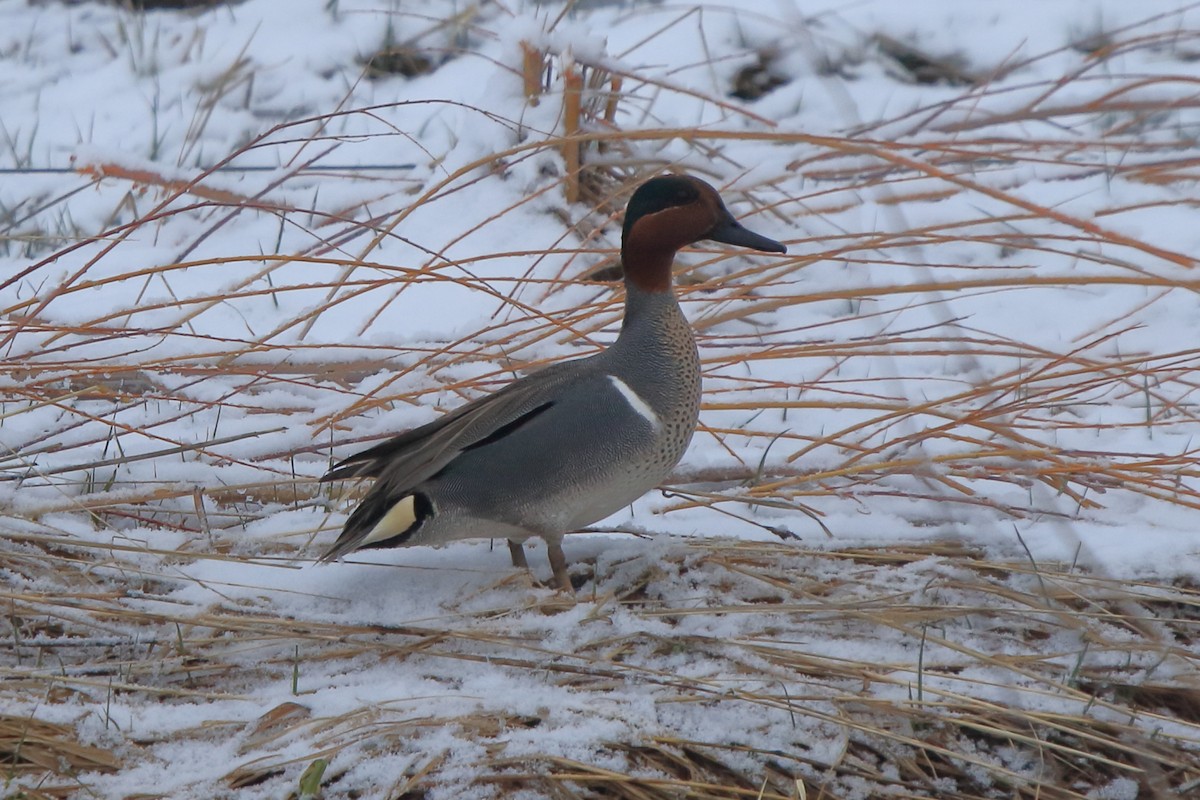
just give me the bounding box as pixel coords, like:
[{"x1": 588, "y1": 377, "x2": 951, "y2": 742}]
[
  {"x1": 7, "y1": 536, "x2": 1200, "y2": 798},
  {"x1": 3, "y1": 0, "x2": 1200, "y2": 798}
]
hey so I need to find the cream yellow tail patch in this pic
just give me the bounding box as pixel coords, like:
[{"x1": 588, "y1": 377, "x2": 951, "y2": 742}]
[{"x1": 360, "y1": 495, "x2": 417, "y2": 546}]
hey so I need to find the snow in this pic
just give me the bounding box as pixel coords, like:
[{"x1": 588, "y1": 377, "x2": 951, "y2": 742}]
[{"x1": 3, "y1": 0, "x2": 1200, "y2": 797}]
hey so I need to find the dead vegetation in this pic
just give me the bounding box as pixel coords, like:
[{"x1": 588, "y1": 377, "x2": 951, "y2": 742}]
[{"x1": 5, "y1": 538, "x2": 1200, "y2": 798}]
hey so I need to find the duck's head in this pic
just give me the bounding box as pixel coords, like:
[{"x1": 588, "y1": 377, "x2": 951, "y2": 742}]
[{"x1": 620, "y1": 174, "x2": 786, "y2": 292}]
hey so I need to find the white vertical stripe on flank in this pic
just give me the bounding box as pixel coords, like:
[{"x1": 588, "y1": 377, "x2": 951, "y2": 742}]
[{"x1": 608, "y1": 375, "x2": 660, "y2": 429}]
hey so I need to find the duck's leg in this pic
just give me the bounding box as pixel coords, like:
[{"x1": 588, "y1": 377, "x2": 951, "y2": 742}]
[
  {"x1": 507, "y1": 539, "x2": 530, "y2": 570},
  {"x1": 546, "y1": 539, "x2": 573, "y2": 592}
]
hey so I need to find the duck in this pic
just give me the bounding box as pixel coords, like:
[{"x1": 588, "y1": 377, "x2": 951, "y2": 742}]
[{"x1": 317, "y1": 174, "x2": 786, "y2": 589}]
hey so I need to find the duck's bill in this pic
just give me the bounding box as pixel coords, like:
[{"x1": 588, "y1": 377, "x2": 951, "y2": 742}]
[{"x1": 707, "y1": 218, "x2": 787, "y2": 253}]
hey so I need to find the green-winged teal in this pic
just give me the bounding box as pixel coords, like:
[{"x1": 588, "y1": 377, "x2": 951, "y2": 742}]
[{"x1": 319, "y1": 175, "x2": 786, "y2": 588}]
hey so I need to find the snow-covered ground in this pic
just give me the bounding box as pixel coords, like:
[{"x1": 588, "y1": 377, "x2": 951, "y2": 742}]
[{"x1": 3, "y1": 1, "x2": 1200, "y2": 797}]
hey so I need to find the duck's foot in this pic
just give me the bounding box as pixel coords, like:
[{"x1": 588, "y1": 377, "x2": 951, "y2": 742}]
[
  {"x1": 546, "y1": 540, "x2": 575, "y2": 593},
  {"x1": 507, "y1": 539, "x2": 530, "y2": 570},
  {"x1": 568, "y1": 568, "x2": 593, "y2": 593}
]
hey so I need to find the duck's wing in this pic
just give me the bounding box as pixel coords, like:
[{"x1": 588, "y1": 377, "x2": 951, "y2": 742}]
[
  {"x1": 317, "y1": 360, "x2": 593, "y2": 563},
  {"x1": 321, "y1": 358, "x2": 588, "y2": 488}
]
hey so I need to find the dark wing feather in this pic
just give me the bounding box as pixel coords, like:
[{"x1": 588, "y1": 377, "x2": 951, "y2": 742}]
[
  {"x1": 322, "y1": 359, "x2": 585, "y2": 485},
  {"x1": 320, "y1": 391, "x2": 511, "y2": 483},
  {"x1": 321, "y1": 424, "x2": 440, "y2": 482}
]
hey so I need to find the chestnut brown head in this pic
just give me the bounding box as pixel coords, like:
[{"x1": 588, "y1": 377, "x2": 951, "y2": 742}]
[{"x1": 620, "y1": 175, "x2": 786, "y2": 292}]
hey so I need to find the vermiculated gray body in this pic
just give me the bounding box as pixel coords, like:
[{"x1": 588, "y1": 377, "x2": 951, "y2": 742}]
[{"x1": 405, "y1": 286, "x2": 700, "y2": 548}]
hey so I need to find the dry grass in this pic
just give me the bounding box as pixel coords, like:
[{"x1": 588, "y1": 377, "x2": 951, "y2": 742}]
[
  {"x1": 5, "y1": 537, "x2": 1200, "y2": 798},
  {"x1": 4, "y1": 5, "x2": 1200, "y2": 798}
]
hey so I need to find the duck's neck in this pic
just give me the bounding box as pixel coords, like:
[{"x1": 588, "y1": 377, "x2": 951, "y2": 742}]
[
  {"x1": 617, "y1": 280, "x2": 684, "y2": 344},
  {"x1": 613, "y1": 278, "x2": 700, "y2": 413},
  {"x1": 613, "y1": 246, "x2": 689, "y2": 354},
  {"x1": 620, "y1": 245, "x2": 676, "y2": 293}
]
